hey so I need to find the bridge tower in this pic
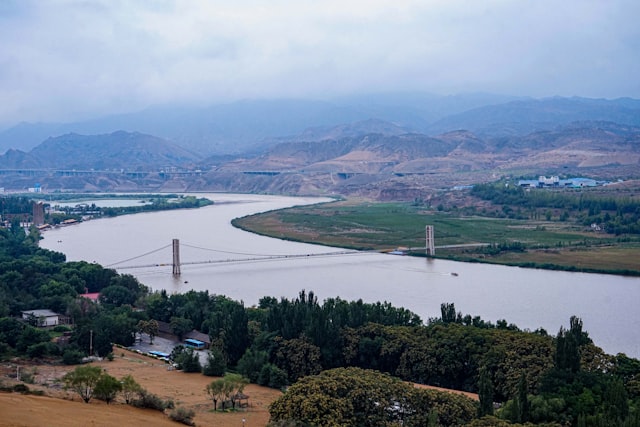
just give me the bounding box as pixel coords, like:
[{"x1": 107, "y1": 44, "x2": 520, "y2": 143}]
[
  {"x1": 172, "y1": 239, "x2": 181, "y2": 276},
  {"x1": 425, "y1": 225, "x2": 435, "y2": 256},
  {"x1": 32, "y1": 201, "x2": 45, "y2": 226}
]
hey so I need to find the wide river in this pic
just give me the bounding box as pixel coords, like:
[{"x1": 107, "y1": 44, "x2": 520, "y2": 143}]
[{"x1": 40, "y1": 193, "x2": 640, "y2": 358}]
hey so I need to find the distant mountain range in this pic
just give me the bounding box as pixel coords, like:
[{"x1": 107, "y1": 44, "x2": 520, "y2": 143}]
[
  {"x1": 0, "y1": 93, "x2": 638, "y2": 198},
  {"x1": 225, "y1": 121, "x2": 640, "y2": 174},
  {"x1": 1, "y1": 94, "x2": 639, "y2": 157},
  {"x1": 425, "y1": 97, "x2": 640, "y2": 137}
]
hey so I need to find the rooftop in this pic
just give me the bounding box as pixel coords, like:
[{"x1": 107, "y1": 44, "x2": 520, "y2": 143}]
[{"x1": 22, "y1": 309, "x2": 59, "y2": 317}]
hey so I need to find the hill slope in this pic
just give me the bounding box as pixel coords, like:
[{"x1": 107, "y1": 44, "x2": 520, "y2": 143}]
[
  {"x1": 426, "y1": 97, "x2": 640, "y2": 136},
  {"x1": 227, "y1": 121, "x2": 640, "y2": 174},
  {"x1": 0, "y1": 119, "x2": 637, "y2": 198},
  {"x1": 0, "y1": 131, "x2": 201, "y2": 170},
  {"x1": 0, "y1": 348, "x2": 280, "y2": 427}
]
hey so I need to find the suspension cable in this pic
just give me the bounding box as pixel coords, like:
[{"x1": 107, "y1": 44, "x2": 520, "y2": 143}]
[
  {"x1": 181, "y1": 241, "x2": 290, "y2": 257},
  {"x1": 106, "y1": 243, "x2": 173, "y2": 267}
]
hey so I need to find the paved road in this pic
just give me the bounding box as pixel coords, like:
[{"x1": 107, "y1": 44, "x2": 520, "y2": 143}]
[{"x1": 130, "y1": 335, "x2": 178, "y2": 355}]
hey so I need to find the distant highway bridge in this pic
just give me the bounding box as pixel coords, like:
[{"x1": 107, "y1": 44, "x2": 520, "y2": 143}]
[{"x1": 0, "y1": 168, "x2": 205, "y2": 178}]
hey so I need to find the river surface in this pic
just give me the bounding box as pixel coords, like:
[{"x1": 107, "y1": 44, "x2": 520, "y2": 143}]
[{"x1": 40, "y1": 193, "x2": 640, "y2": 358}]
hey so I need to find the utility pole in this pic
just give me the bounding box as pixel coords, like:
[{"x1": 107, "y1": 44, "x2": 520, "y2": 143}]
[{"x1": 89, "y1": 329, "x2": 93, "y2": 356}]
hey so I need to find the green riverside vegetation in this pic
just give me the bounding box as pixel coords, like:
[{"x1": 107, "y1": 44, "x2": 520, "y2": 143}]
[
  {"x1": 1, "y1": 194, "x2": 639, "y2": 425},
  {"x1": 43, "y1": 194, "x2": 213, "y2": 224},
  {"x1": 233, "y1": 184, "x2": 640, "y2": 276}
]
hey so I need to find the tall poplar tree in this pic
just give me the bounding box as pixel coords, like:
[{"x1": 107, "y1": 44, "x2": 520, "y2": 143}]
[
  {"x1": 516, "y1": 373, "x2": 530, "y2": 423},
  {"x1": 478, "y1": 366, "x2": 494, "y2": 417}
]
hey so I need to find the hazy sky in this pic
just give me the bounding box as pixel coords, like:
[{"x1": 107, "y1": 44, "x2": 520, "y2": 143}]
[{"x1": 1, "y1": 0, "x2": 639, "y2": 125}]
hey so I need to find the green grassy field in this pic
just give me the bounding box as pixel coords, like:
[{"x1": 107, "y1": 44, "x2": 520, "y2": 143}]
[{"x1": 233, "y1": 200, "x2": 640, "y2": 276}]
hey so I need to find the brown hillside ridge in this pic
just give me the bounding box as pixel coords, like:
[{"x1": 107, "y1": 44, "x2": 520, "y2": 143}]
[
  {"x1": 0, "y1": 349, "x2": 280, "y2": 427},
  {"x1": 0, "y1": 393, "x2": 179, "y2": 427}
]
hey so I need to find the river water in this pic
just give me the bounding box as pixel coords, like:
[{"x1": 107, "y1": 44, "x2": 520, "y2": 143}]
[{"x1": 40, "y1": 193, "x2": 640, "y2": 358}]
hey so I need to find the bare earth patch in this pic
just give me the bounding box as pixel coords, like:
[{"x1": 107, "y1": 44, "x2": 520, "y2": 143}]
[{"x1": 0, "y1": 393, "x2": 180, "y2": 427}]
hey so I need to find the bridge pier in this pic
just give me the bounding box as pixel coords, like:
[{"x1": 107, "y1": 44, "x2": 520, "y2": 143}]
[
  {"x1": 172, "y1": 239, "x2": 181, "y2": 276},
  {"x1": 425, "y1": 225, "x2": 435, "y2": 256}
]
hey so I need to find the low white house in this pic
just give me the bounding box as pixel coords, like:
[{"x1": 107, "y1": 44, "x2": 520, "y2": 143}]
[{"x1": 21, "y1": 309, "x2": 60, "y2": 327}]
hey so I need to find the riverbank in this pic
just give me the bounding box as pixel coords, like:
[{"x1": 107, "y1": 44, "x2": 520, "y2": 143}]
[
  {"x1": 232, "y1": 199, "x2": 640, "y2": 276},
  {"x1": 38, "y1": 193, "x2": 640, "y2": 357}
]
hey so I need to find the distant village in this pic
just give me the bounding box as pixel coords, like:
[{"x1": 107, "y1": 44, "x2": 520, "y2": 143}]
[{"x1": 517, "y1": 175, "x2": 610, "y2": 188}]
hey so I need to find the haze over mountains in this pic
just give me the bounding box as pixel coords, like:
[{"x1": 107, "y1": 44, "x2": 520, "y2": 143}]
[
  {"x1": 0, "y1": 93, "x2": 638, "y2": 198},
  {"x1": 0, "y1": 93, "x2": 521, "y2": 155},
  {"x1": 2, "y1": 94, "x2": 640, "y2": 154}
]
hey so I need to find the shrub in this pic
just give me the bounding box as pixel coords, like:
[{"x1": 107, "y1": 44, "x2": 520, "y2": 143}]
[
  {"x1": 18, "y1": 368, "x2": 36, "y2": 384},
  {"x1": 27, "y1": 342, "x2": 59, "y2": 358},
  {"x1": 120, "y1": 375, "x2": 142, "y2": 404},
  {"x1": 202, "y1": 348, "x2": 226, "y2": 377},
  {"x1": 172, "y1": 347, "x2": 201, "y2": 373},
  {"x1": 0, "y1": 342, "x2": 12, "y2": 358},
  {"x1": 62, "y1": 348, "x2": 85, "y2": 365},
  {"x1": 12, "y1": 383, "x2": 29, "y2": 394},
  {"x1": 16, "y1": 326, "x2": 51, "y2": 353},
  {"x1": 131, "y1": 389, "x2": 170, "y2": 412},
  {"x1": 258, "y1": 363, "x2": 288, "y2": 389},
  {"x1": 93, "y1": 373, "x2": 122, "y2": 404},
  {"x1": 237, "y1": 349, "x2": 268, "y2": 383},
  {"x1": 62, "y1": 365, "x2": 103, "y2": 403},
  {"x1": 168, "y1": 407, "x2": 196, "y2": 426}
]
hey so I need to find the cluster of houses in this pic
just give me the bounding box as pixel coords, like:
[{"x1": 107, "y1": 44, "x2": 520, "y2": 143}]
[
  {"x1": 20, "y1": 292, "x2": 213, "y2": 351},
  {"x1": 517, "y1": 176, "x2": 602, "y2": 188}
]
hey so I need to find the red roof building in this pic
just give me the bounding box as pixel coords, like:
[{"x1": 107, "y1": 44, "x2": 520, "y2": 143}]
[{"x1": 80, "y1": 292, "x2": 100, "y2": 303}]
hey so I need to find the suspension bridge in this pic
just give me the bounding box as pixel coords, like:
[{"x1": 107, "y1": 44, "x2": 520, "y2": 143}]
[
  {"x1": 104, "y1": 226, "x2": 446, "y2": 276},
  {"x1": 105, "y1": 239, "x2": 366, "y2": 276}
]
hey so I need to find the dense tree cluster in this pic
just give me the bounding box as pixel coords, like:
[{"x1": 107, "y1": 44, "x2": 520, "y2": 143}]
[
  {"x1": 144, "y1": 290, "x2": 250, "y2": 365},
  {"x1": 43, "y1": 195, "x2": 213, "y2": 224},
  {"x1": 0, "y1": 220, "x2": 149, "y2": 359},
  {"x1": 99, "y1": 195, "x2": 212, "y2": 217},
  {"x1": 269, "y1": 367, "x2": 477, "y2": 426},
  {"x1": 232, "y1": 291, "x2": 423, "y2": 385},
  {"x1": 2, "y1": 210, "x2": 640, "y2": 425},
  {"x1": 0, "y1": 196, "x2": 36, "y2": 218},
  {"x1": 471, "y1": 183, "x2": 640, "y2": 235}
]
